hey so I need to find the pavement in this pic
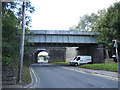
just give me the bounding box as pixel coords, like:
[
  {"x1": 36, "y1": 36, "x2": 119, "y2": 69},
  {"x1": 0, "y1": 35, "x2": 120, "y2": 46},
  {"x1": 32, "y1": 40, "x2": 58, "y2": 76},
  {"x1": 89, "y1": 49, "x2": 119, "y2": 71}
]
[
  {"x1": 2, "y1": 85, "x2": 23, "y2": 89},
  {"x1": 61, "y1": 65, "x2": 119, "y2": 81},
  {"x1": 2, "y1": 63, "x2": 120, "y2": 89}
]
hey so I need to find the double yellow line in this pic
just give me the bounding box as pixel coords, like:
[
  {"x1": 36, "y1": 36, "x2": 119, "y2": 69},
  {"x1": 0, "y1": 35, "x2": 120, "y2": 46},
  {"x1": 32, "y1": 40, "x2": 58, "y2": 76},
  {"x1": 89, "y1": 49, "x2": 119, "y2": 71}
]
[
  {"x1": 28, "y1": 67, "x2": 40, "y2": 88},
  {"x1": 31, "y1": 68, "x2": 38, "y2": 83}
]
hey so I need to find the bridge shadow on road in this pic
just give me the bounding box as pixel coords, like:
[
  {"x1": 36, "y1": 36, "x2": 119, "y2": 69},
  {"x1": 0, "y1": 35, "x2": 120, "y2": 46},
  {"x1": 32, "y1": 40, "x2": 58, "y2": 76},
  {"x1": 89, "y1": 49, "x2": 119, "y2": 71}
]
[{"x1": 31, "y1": 63, "x2": 71, "y2": 68}]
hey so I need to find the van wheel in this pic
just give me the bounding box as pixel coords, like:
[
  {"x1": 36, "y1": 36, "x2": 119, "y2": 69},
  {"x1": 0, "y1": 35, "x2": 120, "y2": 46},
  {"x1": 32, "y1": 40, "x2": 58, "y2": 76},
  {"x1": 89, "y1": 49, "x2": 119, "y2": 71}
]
[{"x1": 74, "y1": 63, "x2": 78, "y2": 66}]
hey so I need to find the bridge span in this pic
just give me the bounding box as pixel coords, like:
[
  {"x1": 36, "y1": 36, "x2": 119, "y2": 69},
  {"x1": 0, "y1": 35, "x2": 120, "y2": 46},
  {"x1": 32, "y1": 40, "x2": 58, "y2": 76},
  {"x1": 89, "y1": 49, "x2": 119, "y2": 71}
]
[
  {"x1": 25, "y1": 30, "x2": 104, "y2": 63},
  {"x1": 27, "y1": 30, "x2": 98, "y2": 46}
]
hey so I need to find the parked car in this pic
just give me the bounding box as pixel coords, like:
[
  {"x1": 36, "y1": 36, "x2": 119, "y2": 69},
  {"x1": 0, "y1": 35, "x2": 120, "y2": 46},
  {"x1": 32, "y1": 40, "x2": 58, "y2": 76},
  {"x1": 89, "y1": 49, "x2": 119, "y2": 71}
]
[{"x1": 69, "y1": 55, "x2": 92, "y2": 66}]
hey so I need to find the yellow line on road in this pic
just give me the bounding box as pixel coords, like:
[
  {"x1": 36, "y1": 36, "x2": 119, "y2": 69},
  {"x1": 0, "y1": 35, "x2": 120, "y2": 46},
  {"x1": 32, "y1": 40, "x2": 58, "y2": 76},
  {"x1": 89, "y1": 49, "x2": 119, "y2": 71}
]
[
  {"x1": 34, "y1": 68, "x2": 41, "y2": 84},
  {"x1": 28, "y1": 67, "x2": 39, "y2": 89},
  {"x1": 31, "y1": 68, "x2": 38, "y2": 83}
]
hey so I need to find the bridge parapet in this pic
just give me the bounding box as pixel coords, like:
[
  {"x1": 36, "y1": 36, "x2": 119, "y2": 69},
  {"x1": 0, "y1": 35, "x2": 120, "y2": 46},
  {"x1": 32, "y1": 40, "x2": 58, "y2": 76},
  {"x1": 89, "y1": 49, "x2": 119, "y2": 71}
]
[
  {"x1": 28, "y1": 30, "x2": 98, "y2": 35},
  {"x1": 27, "y1": 30, "x2": 98, "y2": 45}
]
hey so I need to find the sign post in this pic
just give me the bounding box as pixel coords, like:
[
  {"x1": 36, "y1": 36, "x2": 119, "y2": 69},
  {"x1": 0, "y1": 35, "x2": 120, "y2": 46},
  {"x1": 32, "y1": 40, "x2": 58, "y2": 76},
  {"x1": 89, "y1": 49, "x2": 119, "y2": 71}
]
[{"x1": 113, "y1": 40, "x2": 119, "y2": 73}]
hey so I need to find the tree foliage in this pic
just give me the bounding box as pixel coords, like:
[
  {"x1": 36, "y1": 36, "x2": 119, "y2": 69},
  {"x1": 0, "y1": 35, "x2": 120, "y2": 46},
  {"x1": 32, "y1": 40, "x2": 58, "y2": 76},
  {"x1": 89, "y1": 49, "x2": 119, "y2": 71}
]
[
  {"x1": 2, "y1": 2, "x2": 34, "y2": 66},
  {"x1": 69, "y1": 2, "x2": 120, "y2": 56},
  {"x1": 94, "y1": 2, "x2": 120, "y2": 51},
  {"x1": 69, "y1": 9, "x2": 106, "y2": 31},
  {"x1": 2, "y1": 9, "x2": 20, "y2": 66},
  {"x1": 2, "y1": 2, "x2": 35, "y2": 27}
]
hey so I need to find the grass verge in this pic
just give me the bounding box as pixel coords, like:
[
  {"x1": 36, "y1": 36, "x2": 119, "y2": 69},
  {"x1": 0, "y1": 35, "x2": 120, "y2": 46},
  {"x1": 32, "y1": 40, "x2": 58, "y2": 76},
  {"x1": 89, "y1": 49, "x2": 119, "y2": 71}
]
[
  {"x1": 79, "y1": 63, "x2": 117, "y2": 72},
  {"x1": 51, "y1": 62, "x2": 117, "y2": 72},
  {"x1": 20, "y1": 60, "x2": 32, "y2": 86}
]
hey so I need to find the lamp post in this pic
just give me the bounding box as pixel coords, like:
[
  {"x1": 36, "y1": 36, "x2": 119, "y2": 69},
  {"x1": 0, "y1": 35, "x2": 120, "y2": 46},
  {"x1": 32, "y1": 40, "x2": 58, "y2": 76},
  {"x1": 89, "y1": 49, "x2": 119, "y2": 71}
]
[{"x1": 18, "y1": 1, "x2": 26, "y2": 83}]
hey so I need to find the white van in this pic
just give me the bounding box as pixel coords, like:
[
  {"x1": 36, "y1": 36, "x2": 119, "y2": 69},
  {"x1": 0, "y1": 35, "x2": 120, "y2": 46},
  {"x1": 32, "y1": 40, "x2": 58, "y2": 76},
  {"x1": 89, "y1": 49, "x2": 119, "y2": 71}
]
[{"x1": 69, "y1": 55, "x2": 92, "y2": 66}]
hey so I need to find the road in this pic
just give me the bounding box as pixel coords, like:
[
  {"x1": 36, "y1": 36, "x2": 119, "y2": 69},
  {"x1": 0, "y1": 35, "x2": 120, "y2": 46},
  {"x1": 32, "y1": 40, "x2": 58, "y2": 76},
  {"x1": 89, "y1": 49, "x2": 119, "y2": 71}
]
[{"x1": 28, "y1": 63, "x2": 118, "y2": 88}]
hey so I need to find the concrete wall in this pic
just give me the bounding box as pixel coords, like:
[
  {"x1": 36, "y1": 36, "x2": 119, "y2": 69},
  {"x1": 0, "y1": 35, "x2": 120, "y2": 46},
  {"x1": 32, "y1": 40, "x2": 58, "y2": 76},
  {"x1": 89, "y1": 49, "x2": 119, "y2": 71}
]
[
  {"x1": 24, "y1": 46, "x2": 66, "y2": 63},
  {"x1": 48, "y1": 47, "x2": 66, "y2": 62},
  {"x1": 76, "y1": 45, "x2": 104, "y2": 63},
  {"x1": 24, "y1": 44, "x2": 104, "y2": 63},
  {"x1": 66, "y1": 47, "x2": 78, "y2": 62},
  {"x1": 2, "y1": 64, "x2": 16, "y2": 85}
]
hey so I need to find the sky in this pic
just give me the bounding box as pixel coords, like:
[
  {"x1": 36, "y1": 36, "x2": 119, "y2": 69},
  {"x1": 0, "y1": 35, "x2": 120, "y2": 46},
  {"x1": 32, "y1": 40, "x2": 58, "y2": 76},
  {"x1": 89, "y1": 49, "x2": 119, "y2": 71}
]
[
  {"x1": 38, "y1": 51, "x2": 48, "y2": 56},
  {"x1": 29, "y1": 0, "x2": 117, "y2": 30}
]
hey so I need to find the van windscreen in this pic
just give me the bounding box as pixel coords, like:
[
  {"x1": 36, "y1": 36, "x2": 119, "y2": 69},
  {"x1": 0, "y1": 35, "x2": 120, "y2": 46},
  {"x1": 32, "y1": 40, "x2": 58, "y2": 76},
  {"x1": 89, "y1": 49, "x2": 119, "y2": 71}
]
[{"x1": 73, "y1": 57, "x2": 77, "y2": 60}]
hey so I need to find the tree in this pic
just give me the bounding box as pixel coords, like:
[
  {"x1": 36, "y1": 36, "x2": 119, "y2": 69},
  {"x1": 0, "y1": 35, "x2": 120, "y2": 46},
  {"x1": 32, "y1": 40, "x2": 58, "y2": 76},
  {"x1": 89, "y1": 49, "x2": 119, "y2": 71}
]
[
  {"x1": 2, "y1": 1, "x2": 35, "y2": 66},
  {"x1": 94, "y1": 2, "x2": 120, "y2": 57},
  {"x1": 69, "y1": 9, "x2": 106, "y2": 31},
  {"x1": 2, "y1": 9, "x2": 21, "y2": 66},
  {"x1": 70, "y1": 14, "x2": 91, "y2": 31},
  {"x1": 2, "y1": 1, "x2": 35, "y2": 84},
  {"x1": 2, "y1": 2, "x2": 35, "y2": 27}
]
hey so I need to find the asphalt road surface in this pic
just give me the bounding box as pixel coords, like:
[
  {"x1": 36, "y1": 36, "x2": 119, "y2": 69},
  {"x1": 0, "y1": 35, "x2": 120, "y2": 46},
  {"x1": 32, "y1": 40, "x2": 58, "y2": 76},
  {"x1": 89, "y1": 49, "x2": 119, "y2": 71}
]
[{"x1": 29, "y1": 63, "x2": 118, "y2": 88}]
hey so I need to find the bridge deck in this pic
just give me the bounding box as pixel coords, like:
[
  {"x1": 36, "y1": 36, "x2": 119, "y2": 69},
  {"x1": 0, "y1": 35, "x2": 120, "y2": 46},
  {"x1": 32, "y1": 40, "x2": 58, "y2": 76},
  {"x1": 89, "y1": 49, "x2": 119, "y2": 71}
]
[{"x1": 27, "y1": 30, "x2": 98, "y2": 44}]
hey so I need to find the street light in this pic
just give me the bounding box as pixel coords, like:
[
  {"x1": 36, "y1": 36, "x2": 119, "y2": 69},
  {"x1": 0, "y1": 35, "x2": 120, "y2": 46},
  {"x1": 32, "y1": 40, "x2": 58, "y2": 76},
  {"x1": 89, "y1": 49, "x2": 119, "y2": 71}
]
[{"x1": 18, "y1": 1, "x2": 26, "y2": 83}]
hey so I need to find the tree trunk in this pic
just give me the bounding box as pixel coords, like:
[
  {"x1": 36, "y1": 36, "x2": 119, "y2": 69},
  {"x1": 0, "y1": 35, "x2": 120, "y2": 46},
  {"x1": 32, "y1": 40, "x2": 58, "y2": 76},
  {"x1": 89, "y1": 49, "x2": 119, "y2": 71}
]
[{"x1": 105, "y1": 49, "x2": 109, "y2": 59}]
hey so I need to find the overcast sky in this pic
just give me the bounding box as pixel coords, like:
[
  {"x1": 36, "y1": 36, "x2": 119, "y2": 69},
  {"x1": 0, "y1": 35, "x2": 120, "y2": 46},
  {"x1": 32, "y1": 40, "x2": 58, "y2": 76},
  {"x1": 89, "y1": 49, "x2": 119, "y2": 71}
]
[
  {"x1": 29, "y1": 0, "x2": 117, "y2": 30},
  {"x1": 38, "y1": 51, "x2": 48, "y2": 56}
]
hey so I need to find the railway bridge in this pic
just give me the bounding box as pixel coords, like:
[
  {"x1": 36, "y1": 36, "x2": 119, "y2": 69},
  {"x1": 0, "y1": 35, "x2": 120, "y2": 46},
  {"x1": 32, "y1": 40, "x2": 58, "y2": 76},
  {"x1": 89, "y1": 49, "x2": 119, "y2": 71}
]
[{"x1": 25, "y1": 30, "x2": 104, "y2": 63}]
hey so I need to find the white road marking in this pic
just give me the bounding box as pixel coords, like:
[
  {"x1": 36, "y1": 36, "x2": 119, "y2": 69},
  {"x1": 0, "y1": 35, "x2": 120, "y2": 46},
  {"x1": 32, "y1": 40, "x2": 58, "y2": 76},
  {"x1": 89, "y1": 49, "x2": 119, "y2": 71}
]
[{"x1": 61, "y1": 67, "x2": 118, "y2": 81}]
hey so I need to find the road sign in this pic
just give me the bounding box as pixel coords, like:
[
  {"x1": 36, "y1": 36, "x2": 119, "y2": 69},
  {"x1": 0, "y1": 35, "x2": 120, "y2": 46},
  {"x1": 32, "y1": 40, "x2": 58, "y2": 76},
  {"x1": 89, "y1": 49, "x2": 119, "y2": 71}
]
[
  {"x1": 114, "y1": 41, "x2": 118, "y2": 48},
  {"x1": 113, "y1": 40, "x2": 119, "y2": 73}
]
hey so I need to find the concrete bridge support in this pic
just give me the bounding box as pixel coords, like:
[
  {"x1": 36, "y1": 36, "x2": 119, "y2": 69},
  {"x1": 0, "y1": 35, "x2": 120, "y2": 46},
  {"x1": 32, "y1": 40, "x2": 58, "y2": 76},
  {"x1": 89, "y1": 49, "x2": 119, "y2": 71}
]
[
  {"x1": 76, "y1": 45, "x2": 104, "y2": 63},
  {"x1": 24, "y1": 46, "x2": 66, "y2": 63},
  {"x1": 48, "y1": 47, "x2": 66, "y2": 62},
  {"x1": 66, "y1": 47, "x2": 78, "y2": 62},
  {"x1": 24, "y1": 45, "x2": 104, "y2": 63}
]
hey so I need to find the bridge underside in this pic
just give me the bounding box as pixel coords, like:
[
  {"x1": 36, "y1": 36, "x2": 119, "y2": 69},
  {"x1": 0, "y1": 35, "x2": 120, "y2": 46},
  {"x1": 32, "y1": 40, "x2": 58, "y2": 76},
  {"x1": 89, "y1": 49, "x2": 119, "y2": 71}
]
[
  {"x1": 32, "y1": 43, "x2": 97, "y2": 47},
  {"x1": 24, "y1": 43, "x2": 104, "y2": 63}
]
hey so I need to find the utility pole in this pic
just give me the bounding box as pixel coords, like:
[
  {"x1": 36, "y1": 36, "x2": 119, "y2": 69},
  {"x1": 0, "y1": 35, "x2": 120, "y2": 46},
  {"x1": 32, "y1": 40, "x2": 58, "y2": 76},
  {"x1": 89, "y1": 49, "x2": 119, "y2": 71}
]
[
  {"x1": 18, "y1": 1, "x2": 26, "y2": 83},
  {"x1": 0, "y1": 2, "x2": 2, "y2": 90},
  {"x1": 113, "y1": 40, "x2": 119, "y2": 73}
]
